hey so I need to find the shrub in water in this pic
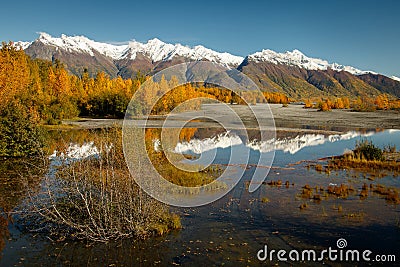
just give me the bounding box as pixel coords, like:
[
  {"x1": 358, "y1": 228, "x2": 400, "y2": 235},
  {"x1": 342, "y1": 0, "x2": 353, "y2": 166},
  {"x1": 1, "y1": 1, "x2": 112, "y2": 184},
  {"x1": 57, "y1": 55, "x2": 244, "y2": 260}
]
[{"x1": 354, "y1": 139, "x2": 383, "y2": 161}]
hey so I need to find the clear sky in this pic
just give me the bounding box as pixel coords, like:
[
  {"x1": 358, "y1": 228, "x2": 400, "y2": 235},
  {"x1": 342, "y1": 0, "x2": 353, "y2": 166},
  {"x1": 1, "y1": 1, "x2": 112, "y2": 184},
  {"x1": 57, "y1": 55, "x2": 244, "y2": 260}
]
[{"x1": 1, "y1": 0, "x2": 399, "y2": 77}]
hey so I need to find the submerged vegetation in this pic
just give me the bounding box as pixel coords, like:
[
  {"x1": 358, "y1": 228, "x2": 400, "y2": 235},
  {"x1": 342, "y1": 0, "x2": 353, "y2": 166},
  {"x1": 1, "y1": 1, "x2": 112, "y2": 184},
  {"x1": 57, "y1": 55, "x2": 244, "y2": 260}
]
[
  {"x1": 302, "y1": 140, "x2": 400, "y2": 207},
  {"x1": 297, "y1": 182, "x2": 399, "y2": 205}
]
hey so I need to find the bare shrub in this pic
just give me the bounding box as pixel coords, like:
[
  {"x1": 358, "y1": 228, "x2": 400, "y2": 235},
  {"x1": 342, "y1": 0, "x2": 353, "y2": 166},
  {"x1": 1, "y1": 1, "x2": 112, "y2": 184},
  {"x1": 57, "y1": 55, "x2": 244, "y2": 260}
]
[{"x1": 23, "y1": 127, "x2": 180, "y2": 242}]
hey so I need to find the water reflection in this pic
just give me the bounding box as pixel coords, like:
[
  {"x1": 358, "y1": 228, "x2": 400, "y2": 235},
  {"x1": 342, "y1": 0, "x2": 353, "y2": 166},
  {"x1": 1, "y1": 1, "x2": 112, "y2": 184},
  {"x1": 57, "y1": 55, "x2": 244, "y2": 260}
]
[{"x1": 173, "y1": 130, "x2": 384, "y2": 155}]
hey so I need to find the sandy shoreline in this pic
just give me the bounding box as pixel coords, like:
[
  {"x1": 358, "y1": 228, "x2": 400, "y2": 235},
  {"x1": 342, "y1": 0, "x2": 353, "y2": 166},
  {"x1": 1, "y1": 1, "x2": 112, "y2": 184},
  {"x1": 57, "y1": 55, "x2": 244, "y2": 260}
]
[{"x1": 62, "y1": 103, "x2": 400, "y2": 133}]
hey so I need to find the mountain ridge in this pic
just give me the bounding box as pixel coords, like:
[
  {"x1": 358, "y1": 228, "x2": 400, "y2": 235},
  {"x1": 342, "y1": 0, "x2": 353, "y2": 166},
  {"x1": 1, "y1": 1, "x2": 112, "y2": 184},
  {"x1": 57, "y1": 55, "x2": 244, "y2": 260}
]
[
  {"x1": 18, "y1": 32, "x2": 392, "y2": 77},
  {"x1": 9, "y1": 33, "x2": 400, "y2": 99}
]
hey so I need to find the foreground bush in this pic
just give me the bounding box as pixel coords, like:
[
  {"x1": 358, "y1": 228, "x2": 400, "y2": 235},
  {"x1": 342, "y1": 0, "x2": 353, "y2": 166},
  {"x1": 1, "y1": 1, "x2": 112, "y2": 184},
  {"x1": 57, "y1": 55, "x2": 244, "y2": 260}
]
[
  {"x1": 25, "y1": 128, "x2": 180, "y2": 242},
  {"x1": 0, "y1": 102, "x2": 45, "y2": 157}
]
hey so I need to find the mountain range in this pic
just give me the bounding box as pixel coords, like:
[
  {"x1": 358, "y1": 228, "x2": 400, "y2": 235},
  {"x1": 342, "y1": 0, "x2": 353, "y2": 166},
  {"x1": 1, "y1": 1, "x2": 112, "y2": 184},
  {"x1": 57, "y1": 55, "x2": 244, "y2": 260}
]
[{"x1": 14, "y1": 33, "x2": 400, "y2": 99}]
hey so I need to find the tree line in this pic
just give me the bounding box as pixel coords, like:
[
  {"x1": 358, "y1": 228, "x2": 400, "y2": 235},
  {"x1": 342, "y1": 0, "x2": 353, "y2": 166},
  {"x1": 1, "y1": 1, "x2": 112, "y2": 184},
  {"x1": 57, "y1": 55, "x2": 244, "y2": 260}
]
[{"x1": 304, "y1": 95, "x2": 400, "y2": 112}]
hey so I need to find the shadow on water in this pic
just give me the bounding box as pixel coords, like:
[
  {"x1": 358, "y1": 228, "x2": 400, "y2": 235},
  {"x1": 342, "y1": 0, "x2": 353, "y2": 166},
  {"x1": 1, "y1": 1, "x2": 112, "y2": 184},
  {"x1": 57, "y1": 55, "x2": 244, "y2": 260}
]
[
  {"x1": 0, "y1": 128, "x2": 399, "y2": 266},
  {"x1": 0, "y1": 158, "x2": 44, "y2": 263}
]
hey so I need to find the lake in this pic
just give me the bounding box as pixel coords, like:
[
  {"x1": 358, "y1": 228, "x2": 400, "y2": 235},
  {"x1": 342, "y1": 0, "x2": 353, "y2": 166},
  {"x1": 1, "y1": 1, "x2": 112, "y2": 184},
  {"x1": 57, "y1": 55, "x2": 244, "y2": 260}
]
[{"x1": 0, "y1": 127, "x2": 399, "y2": 266}]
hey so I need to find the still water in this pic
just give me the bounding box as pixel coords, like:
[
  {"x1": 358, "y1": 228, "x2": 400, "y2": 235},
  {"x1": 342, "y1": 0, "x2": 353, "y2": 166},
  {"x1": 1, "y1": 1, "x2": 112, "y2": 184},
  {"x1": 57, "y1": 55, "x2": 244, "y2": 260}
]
[{"x1": 0, "y1": 129, "x2": 399, "y2": 266}]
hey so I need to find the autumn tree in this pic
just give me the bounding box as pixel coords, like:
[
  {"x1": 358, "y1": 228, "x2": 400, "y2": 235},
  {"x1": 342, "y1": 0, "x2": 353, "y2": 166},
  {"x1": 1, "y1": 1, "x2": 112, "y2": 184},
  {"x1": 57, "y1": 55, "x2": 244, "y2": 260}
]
[
  {"x1": 304, "y1": 99, "x2": 313, "y2": 108},
  {"x1": 333, "y1": 98, "x2": 344, "y2": 109},
  {"x1": 0, "y1": 42, "x2": 30, "y2": 109},
  {"x1": 352, "y1": 96, "x2": 376, "y2": 112},
  {"x1": 317, "y1": 99, "x2": 332, "y2": 111},
  {"x1": 374, "y1": 94, "x2": 389, "y2": 110},
  {"x1": 263, "y1": 92, "x2": 289, "y2": 104},
  {"x1": 0, "y1": 43, "x2": 45, "y2": 155}
]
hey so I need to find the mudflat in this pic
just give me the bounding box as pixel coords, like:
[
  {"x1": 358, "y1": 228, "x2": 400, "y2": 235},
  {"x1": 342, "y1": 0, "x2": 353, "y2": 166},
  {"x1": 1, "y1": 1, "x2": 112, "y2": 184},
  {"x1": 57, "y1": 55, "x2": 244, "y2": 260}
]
[
  {"x1": 63, "y1": 103, "x2": 400, "y2": 133},
  {"x1": 266, "y1": 104, "x2": 400, "y2": 131}
]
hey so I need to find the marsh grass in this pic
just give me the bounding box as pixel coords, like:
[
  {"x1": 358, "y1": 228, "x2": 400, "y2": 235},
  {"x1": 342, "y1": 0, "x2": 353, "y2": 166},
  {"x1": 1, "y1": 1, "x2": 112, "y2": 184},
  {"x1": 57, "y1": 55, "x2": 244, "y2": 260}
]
[
  {"x1": 328, "y1": 155, "x2": 400, "y2": 173},
  {"x1": 320, "y1": 140, "x2": 400, "y2": 175}
]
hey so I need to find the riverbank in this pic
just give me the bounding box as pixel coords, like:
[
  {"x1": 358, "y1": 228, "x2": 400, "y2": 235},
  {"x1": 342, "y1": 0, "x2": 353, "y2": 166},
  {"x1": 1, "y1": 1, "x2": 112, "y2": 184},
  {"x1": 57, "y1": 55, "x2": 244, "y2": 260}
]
[{"x1": 62, "y1": 104, "x2": 400, "y2": 132}]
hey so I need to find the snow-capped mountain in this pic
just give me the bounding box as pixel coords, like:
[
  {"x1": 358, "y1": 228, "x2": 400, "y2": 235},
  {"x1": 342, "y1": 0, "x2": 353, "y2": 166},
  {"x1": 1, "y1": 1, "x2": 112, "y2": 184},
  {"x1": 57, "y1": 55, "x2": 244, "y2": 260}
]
[
  {"x1": 12, "y1": 33, "x2": 399, "y2": 80},
  {"x1": 248, "y1": 49, "x2": 376, "y2": 76},
  {"x1": 35, "y1": 32, "x2": 127, "y2": 59},
  {"x1": 239, "y1": 49, "x2": 400, "y2": 98},
  {"x1": 20, "y1": 33, "x2": 398, "y2": 79},
  {"x1": 30, "y1": 32, "x2": 243, "y2": 68},
  {"x1": 120, "y1": 38, "x2": 244, "y2": 66}
]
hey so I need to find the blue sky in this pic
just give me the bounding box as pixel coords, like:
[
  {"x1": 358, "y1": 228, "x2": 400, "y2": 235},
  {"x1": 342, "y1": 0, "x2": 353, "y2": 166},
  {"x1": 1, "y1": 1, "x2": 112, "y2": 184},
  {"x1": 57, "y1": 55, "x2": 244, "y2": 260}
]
[{"x1": 1, "y1": 0, "x2": 399, "y2": 77}]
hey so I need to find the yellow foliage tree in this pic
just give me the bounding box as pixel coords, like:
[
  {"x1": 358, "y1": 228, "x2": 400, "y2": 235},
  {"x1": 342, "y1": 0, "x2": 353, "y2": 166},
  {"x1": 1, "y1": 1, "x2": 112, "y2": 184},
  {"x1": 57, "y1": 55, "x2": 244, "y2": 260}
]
[{"x1": 0, "y1": 42, "x2": 30, "y2": 108}]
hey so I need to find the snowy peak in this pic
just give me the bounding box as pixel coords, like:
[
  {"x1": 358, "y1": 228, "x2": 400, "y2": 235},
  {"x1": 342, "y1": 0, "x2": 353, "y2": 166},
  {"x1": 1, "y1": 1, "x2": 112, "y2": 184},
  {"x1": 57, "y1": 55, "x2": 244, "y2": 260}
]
[
  {"x1": 37, "y1": 32, "x2": 96, "y2": 55},
  {"x1": 32, "y1": 33, "x2": 243, "y2": 67},
  {"x1": 36, "y1": 32, "x2": 128, "y2": 59},
  {"x1": 248, "y1": 49, "x2": 376, "y2": 76},
  {"x1": 12, "y1": 41, "x2": 32, "y2": 50},
  {"x1": 122, "y1": 37, "x2": 244, "y2": 67},
  {"x1": 391, "y1": 76, "x2": 400, "y2": 82}
]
